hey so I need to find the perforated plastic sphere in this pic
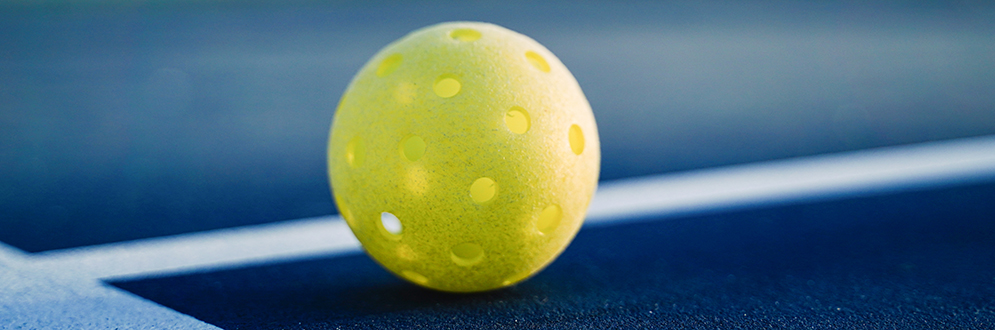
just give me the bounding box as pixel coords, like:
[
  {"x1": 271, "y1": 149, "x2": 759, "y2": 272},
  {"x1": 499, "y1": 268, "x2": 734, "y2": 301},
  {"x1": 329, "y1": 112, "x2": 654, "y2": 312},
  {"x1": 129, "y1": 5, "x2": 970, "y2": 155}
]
[{"x1": 328, "y1": 22, "x2": 599, "y2": 292}]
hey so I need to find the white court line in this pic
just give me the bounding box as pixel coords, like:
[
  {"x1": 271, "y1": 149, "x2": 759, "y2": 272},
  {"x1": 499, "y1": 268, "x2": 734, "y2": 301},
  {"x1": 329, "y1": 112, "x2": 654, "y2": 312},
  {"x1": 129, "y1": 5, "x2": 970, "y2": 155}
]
[
  {"x1": 0, "y1": 240, "x2": 28, "y2": 266},
  {"x1": 25, "y1": 134, "x2": 995, "y2": 283},
  {"x1": 1, "y1": 262, "x2": 221, "y2": 330},
  {"x1": 587, "y1": 135, "x2": 995, "y2": 223},
  {"x1": 3, "y1": 230, "x2": 221, "y2": 328},
  {"x1": 28, "y1": 216, "x2": 360, "y2": 281}
]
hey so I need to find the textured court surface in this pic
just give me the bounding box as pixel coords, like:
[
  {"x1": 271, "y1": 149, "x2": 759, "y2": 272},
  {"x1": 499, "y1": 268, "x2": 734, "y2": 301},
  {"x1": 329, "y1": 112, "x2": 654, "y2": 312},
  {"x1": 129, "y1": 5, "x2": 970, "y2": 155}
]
[
  {"x1": 113, "y1": 183, "x2": 995, "y2": 329},
  {"x1": 3, "y1": 2, "x2": 995, "y2": 329},
  {"x1": 4, "y1": 136, "x2": 995, "y2": 328}
]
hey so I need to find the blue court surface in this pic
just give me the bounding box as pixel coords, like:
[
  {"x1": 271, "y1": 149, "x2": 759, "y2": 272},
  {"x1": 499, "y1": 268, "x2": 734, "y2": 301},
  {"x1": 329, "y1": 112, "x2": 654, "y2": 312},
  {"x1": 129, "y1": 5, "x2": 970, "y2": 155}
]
[{"x1": 3, "y1": 2, "x2": 995, "y2": 329}]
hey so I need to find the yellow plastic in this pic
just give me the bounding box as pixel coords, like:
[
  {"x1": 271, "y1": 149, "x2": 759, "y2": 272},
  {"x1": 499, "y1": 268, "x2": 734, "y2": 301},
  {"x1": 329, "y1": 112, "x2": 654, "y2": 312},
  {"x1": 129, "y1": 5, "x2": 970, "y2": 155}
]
[{"x1": 328, "y1": 22, "x2": 600, "y2": 292}]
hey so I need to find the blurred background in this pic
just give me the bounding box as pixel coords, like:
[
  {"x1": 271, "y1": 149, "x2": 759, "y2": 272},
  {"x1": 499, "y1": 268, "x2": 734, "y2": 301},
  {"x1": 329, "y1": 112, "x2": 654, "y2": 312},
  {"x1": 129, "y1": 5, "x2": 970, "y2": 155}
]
[{"x1": 2, "y1": 1, "x2": 994, "y2": 252}]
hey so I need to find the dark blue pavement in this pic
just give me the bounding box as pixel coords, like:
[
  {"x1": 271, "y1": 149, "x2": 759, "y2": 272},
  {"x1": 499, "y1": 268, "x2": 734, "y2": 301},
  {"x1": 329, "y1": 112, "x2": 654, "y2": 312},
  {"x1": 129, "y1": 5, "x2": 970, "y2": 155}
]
[{"x1": 113, "y1": 181, "x2": 995, "y2": 329}]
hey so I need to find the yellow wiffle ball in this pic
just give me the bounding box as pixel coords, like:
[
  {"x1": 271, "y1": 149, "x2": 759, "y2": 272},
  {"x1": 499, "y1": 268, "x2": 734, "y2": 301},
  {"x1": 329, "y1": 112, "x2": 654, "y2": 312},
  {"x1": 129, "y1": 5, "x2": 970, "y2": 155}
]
[{"x1": 328, "y1": 22, "x2": 599, "y2": 292}]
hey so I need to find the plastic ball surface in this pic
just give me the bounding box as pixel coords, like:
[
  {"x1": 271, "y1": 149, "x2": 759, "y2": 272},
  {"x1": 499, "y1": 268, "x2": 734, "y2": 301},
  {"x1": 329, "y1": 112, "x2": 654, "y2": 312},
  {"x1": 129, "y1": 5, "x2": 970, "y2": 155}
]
[{"x1": 328, "y1": 22, "x2": 599, "y2": 292}]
